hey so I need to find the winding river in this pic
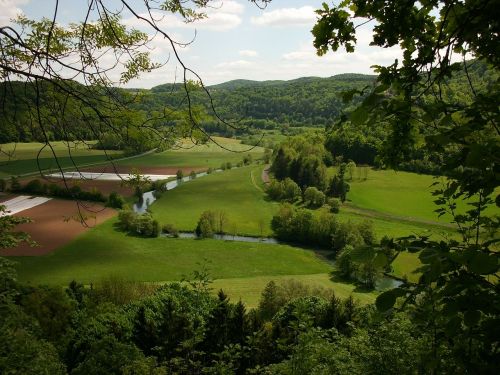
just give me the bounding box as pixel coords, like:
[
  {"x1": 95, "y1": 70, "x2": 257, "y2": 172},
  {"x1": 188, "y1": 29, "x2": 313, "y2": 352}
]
[{"x1": 132, "y1": 169, "x2": 402, "y2": 291}]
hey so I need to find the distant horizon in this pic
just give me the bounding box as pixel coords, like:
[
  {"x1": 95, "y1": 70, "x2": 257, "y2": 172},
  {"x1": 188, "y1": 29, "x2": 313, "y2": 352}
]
[{"x1": 127, "y1": 72, "x2": 377, "y2": 90}]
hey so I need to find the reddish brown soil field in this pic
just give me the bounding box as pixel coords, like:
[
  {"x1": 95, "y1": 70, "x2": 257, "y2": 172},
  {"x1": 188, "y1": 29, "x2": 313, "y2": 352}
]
[{"x1": 0, "y1": 199, "x2": 116, "y2": 256}]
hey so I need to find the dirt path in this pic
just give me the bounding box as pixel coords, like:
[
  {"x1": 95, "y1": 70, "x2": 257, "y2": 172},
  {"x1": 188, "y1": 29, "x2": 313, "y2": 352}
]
[{"x1": 261, "y1": 165, "x2": 270, "y2": 184}]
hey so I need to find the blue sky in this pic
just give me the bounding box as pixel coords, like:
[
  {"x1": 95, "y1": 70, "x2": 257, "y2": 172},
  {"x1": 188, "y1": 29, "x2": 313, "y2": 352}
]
[{"x1": 1, "y1": 0, "x2": 402, "y2": 87}]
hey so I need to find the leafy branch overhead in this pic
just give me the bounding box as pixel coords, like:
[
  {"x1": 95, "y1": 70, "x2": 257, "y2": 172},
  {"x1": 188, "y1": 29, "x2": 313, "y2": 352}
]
[{"x1": 312, "y1": 0, "x2": 499, "y2": 369}]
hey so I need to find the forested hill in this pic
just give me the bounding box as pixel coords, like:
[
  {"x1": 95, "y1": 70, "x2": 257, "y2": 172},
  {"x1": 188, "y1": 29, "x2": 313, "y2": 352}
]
[
  {"x1": 1, "y1": 61, "x2": 496, "y2": 144},
  {"x1": 145, "y1": 73, "x2": 376, "y2": 129}
]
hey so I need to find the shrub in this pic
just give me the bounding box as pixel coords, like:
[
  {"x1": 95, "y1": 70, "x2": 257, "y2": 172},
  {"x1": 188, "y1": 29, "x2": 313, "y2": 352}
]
[
  {"x1": 207, "y1": 167, "x2": 213, "y2": 174},
  {"x1": 225, "y1": 162, "x2": 232, "y2": 170},
  {"x1": 327, "y1": 197, "x2": 341, "y2": 213},
  {"x1": 189, "y1": 170, "x2": 197, "y2": 179},
  {"x1": 303, "y1": 186, "x2": 326, "y2": 208},
  {"x1": 336, "y1": 245, "x2": 357, "y2": 279},
  {"x1": 267, "y1": 179, "x2": 301, "y2": 202},
  {"x1": 107, "y1": 192, "x2": 125, "y2": 209},
  {"x1": 117, "y1": 210, "x2": 159, "y2": 237},
  {"x1": 196, "y1": 211, "x2": 215, "y2": 238},
  {"x1": 332, "y1": 221, "x2": 365, "y2": 252},
  {"x1": 162, "y1": 223, "x2": 179, "y2": 237},
  {"x1": 118, "y1": 209, "x2": 136, "y2": 231},
  {"x1": 0, "y1": 179, "x2": 5, "y2": 192},
  {"x1": 10, "y1": 176, "x2": 21, "y2": 192},
  {"x1": 282, "y1": 178, "x2": 301, "y2": 201},
  {"x1": 243, "y1": 154, "x2": 253, "y2": 165},
  {"x1": 176, "y1": 170, "x2": 183, "y2": 180},
  {"x1": 24, "y1": 179, "x2": 46, "y2": 195},
  {"x1": 266, "y1": 180, "x2": 285, "y2": 200}
]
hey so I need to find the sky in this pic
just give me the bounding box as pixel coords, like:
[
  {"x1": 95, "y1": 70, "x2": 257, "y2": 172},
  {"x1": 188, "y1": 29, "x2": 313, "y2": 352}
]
[{"x1": 0, "y1": 0, "x2": 402, "y2": 88}]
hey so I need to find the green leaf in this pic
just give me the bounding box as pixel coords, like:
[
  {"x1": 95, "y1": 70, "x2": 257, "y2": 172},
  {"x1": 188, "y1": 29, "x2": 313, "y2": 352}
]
[
  {"x1": 350, "y1": 106, "x2": 368, "y2": 125},
  {"x1": 469, "y1": 252, "x2": 498, "y2": 275},
  {"x1": 464, "y1": 310, "x2": 481, "y2": 327},
  {"x1": 419, "y1": 248, "x2": 439, "y2": 264},
  {"x1": 445, "y1": 316, "x2": 462, "y2": 336},
  {"x1": 376, "y1": 290, "x2": 396, "y2": 311}
]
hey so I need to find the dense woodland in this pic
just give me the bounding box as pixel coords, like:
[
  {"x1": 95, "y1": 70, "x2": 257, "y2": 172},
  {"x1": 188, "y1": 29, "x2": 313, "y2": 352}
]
[{"x1": 1, "y1": 258, "x2": 495, "y2": 374}]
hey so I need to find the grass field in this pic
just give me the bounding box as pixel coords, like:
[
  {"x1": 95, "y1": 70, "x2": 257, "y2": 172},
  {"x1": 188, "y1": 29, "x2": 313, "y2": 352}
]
[
  {"x1": 117, "y1": 137, "x2": 267, "y2": 170},
  {"x1": 212, "y1": 273, "x2": 376, "y2": 308},
  {"x1": 347, "y1": 169, "x2": 499, "y2": 223},
  {"x1": 151, "y1": 165, "x2": 277, "y2": 236},
  {"x1": 8, "y1": 137, "x2": 490, "y2": 305},
  {"x1": 11, "y1": 218, "x2": 377, "y2": 305},
  {"x1": 0, "y1": 141, "x2": 121, "y2": 177}
]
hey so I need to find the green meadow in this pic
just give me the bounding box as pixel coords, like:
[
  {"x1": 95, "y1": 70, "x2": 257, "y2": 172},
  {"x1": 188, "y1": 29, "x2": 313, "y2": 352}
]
[
  {"x1": 6, "y1": 136, "x2": 487, "y2": 304},
  {"x1": 11, "y1": 219, "x2": 378, "y2": 306},
  {"x1": 117, "y1": 137, "x2": 267, "y2": 170},
  {"x1": 0, "y1": 141, "x2": 121, "y2": 177},
  {"x1": 151, "y1": 165, "x2": 277, "y2": 236}
]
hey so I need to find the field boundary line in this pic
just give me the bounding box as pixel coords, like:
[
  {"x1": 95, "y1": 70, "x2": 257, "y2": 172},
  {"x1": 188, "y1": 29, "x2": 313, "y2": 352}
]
[
  {"x1": 250, "y1": 168, "x2": 264, "y2": 192},
  {"x1": 7, "y1": 148, "x2": 157, "y2": 179},
  {"x1": 343, "y1": 204, "x2": 456, "y2": 230}
]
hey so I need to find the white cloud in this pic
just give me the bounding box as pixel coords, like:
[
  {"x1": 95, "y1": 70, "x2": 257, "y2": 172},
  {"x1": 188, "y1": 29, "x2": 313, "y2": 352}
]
[
  {"x1": 216, "y1": 59, "x2": 253, "y2": 68},
  {"x1": 239, "y1": 49, "x2": 258, "y2": 57},
  {"x1": 250, "y1": 6, "x2": 316, "y2": 27},
  {"x1": 0, "y1": 0, "x2": 29, "y2": 26},
  {"x1": 123, "y1": 0, "x2": 244, "y2": 32}
]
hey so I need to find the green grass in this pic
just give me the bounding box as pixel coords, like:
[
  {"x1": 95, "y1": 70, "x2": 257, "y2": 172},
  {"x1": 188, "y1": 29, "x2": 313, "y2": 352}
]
[
  {"x1": 212, "y1": 273, "x2": 376, "y2": 308},
  {"x1": 11, "y1": 219, "x2": 376, "y2": 307},
  {"x1": 150, "y1": 165, "x2": 278, "y2": 236},
  {"x1": 0, "y1": 141, "x2": 121, "y2": 177},
  {"x1": 347, "y1": 169, "x2": 447, "y2": 223},
  {"x1": 347, "y1": 168, "x2": 498, "y2": 223},
  {"x1": 12, "y1": 218, "x2": 331, "y2": 285},
  {"x1": 118, "y1": 137, "x2": 266, "y2": 170}
]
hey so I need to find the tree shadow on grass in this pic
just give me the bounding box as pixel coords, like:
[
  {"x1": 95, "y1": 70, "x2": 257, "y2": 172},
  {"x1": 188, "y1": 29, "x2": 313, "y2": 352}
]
[{"x1": 328, "y1": 270, "x2": 375, "y2": 294}]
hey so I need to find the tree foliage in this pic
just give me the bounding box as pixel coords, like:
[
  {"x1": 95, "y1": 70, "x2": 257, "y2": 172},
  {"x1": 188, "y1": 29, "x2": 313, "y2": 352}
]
[{"x1": 313, "y1": 0, "x2": 499, "y2": 370}]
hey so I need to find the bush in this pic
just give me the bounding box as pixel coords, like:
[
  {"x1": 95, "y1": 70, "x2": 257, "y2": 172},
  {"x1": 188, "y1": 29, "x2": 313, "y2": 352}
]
[
  {"x1": 162, "y1": 223, "x2": 179, "y2": 237},
  {"x1": 189, "y1": 170, "x2": 197, "y2": 179},
  {"x1": 117, "y1": 209, "x2": 159, "y2": 237},
  {"x1": 176, "y1": 170, "x2": 183, "y2": 180},
  {"x1": 327, "y1": 197, "x2": 341, "y2": 213},
  {"x1": 10, "y1": 176, "x2": 21, "y2": 192},
  {"x1": 225, "y1": 162, "x2": 232, "y2": 170},
  {"x1": 266, "y1": 178, "x2": 301, "y2": 202},
  {"x1": 195, "y1": 210, "x2": 217, "y2": 238},
  {"x1": 243, "y1": 154, "x2": 253, "y2": 165},
  {"x1": 282, "y1": 178, "x2": 301, "y2": 201},
  {"x1": 303, "y1": 186, "x2": 326, "y2": 208},
  {"x1": 258, "y1": 279, "x2": 333, "y2": 321},
  {"x1": 107, "y1": 192, "x2": 125, "y2": 209},
  {"x1": 336, "y1": 245, "x2": 357, "y2": 279},
  {"x1": 0, "y1": 179, "x2": 5, "y2": 192},
  {"x1": 24, "y1": 179, "x2": 46, "y2": 195},
  {"x1": 207, "y1": 167, "x2": 213, "y2": 174}
]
